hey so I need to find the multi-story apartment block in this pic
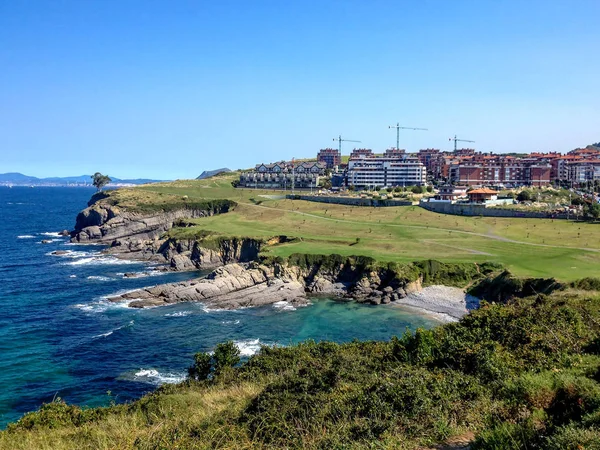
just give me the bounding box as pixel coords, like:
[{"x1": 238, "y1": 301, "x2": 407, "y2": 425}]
[
  {"x1": 451, "y1": 156, "x2": 551, "y2": 187},
  {"x1": 239, "y1": 161, "x2": 326, "y2": 189},
  {"x1": 384, "y1": 148, "x2": 406, "y2": 157},
  {"x1": 417, "y1": 148, "x2": 441, "y2": 172},
  {"x1": 317, "y1": 148, "x2": 341, "y2": 169},
  {"x1": 350, "y1": 148, "x2": 373, "y2": 159},
  {"x1": 347, "y1": 155, "x2": 426, "y2": 188}
]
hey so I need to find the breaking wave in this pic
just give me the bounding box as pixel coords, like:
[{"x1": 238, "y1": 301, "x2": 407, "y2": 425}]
[
  {"x1": 132, "y1": 369, "x2": 186, "y2": 385},
  {"x1": 92, "y1": 320, "x2": 135, "y2": 338},
  {"x1": 272, "y1": 300, "x2": 297, "y2": 311},
  {"x1": 164, "y1": 311, "x2": 192, "y2": 317}
]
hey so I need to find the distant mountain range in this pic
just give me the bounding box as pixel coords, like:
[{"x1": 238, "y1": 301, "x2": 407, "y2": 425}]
[
  {"x1": 196, "y1": 168, "x2": 232, "y2": 179},
  {"x1": 0, "y1": 172, "x2": 164, "y2": 186}
]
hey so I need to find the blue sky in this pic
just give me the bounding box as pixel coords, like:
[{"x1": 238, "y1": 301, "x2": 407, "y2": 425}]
[{"x1": 1, "y1": 0, "x2": 598, "y2": 179}]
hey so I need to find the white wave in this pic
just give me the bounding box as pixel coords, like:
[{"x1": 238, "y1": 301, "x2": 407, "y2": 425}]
[
  {"x1": 87, "y1": 275, "x2": 113, "y2": 282},
  {"x1": 234, "y1": 339, "x2": 262, "y2": 357},
  {"x1": 133, "y1": 368, "x2": 186, "y2": 385},
  {"x1": 69, "y1": 275, "x2": 77, "y2": 278},
  {"x1": 39, "y1": 232, "x2": 62, "y2": 237},
  {"x1": 272, "y1": 300, "x2": 297, "y2": 311},
  {"x1": 48, "y1": 249, "x2": 98, "y2": 258},
  {"x1": 17, "y1": 235, "x2": 35, "y2": 239},
  {"x1": 74, "y1": 299, "x2": 136, "y2": 313},
  {"x1": 200, "y1": 304, "x2": 227, "y2": 313},
  {"x1": 221, "y1": 319, "x2": 241, "y2": 325},
  {"x1": 120, "y1": 270, "x2": 169, "y2": 279},
  {"x1": 64, "y1": 256, "x2": 138, "y2": 266},
  {"x1": 164, "y1": 311, "x2": 192, "y2": 317},
  {"x1": 92, "y1": 320, "x2": 134, "y2": 338}
]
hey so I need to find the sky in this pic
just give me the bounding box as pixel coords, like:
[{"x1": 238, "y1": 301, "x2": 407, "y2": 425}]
[{"x1": 0, "y1": 0, "x2": 599, "y2": 180}]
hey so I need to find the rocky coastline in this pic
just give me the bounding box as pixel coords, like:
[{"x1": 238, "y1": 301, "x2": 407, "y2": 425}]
[
  {"x1": 107, "y1": 257, "x2": 489, "y2": 322},
  {"x1": 71, "y1": 193, "x2": 495, "y2": 319}
]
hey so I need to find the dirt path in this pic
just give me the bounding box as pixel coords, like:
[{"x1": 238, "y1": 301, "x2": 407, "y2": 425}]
[{"x1": 240, "y1": 201, "x2": 600, "y2": 253}]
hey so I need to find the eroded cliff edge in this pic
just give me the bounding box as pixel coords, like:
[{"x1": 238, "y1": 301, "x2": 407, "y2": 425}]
[
  {"x1": 108, "y1": 256, "x2": 508, "y2": 319},
  {"x1": 69, "y1": 191, "x2": 256, "y2": 269}
]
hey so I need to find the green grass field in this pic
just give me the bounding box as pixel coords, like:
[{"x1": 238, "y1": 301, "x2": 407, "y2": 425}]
[{"x1": 128, "y1": 173, "x2": 600, "y2": 281}]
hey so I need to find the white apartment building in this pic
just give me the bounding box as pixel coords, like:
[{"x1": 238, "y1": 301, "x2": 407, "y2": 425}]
[{"x1": 347, "y1": 155, "x2": 426, "y2": 188}]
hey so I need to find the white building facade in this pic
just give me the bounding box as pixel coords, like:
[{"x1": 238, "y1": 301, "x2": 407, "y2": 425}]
[{"x1": 347, "y1": 156, "x2": 426, "y2": 188}]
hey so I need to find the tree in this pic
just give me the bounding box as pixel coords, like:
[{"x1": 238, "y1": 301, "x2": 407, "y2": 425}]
[
  {"x1": 319, "y1": 178, "x2": 332, "y2": 190},
  {"x1": 188, "y1": 352, "x2": 212, "y2": 381},
  {"x1": 571, "y1": 197, "x2": 585, "y2": 206},
  {"x1": 347, "y1": 184, "x2": 355, "y2": 192},
  {"x1": 426, "y1": 186, "x2": 433, "y2": 193},
  {"x1": 411, "y1": 186, "x2": 423, "y2": 194},
  {"x1": 187, "y1": 341, "x2": 241, "y2": 381},
  {"x1": 212, "y1": 341, "x2": 240, "y2": 375},
  {"x1": 517, "y1": 190, "x2": 532, "y2": 202},
  {"x1": 91, "y1": 172, "x2": 111, "y2": 191},
  {"x1": 586, "y1": 202, "x2": 600, "y2": 221}
]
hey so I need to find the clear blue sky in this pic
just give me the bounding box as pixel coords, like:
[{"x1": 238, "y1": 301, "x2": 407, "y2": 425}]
[{"x1": 1, "y1": 0, "x2": 598, "y2": 180}]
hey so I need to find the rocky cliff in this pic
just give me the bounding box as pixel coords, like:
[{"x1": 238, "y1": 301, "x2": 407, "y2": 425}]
[
  {"x1": 70, "y1": 194, "x2": 247, "y2": 268},
  {"x1": 108, "y1": 256, "x2": 501, "y2": 317},
  {"x1": 71, "y1": 197, "x2": 235, "y2": 245},
  {"x1": 157, "y1": 237, "x2": 264, "y2": 270}
]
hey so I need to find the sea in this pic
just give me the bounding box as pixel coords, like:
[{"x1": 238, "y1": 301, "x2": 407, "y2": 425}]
[{"x1": 0, "y1": 186, "x2": 440, "y2": 428}]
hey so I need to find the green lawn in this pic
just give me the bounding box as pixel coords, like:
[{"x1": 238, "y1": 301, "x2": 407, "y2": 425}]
[{"x1": 129, "y1": 174, "x2": 600, "y2": 281}]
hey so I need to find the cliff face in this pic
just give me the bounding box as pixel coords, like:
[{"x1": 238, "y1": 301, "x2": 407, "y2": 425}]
[
  {"x1": 109, "y1": 256, "x2": 500, "y2": 313},
  {"x1": 70, "y1": 195, "x2": 248, "y2": 269},
  {"x1": 71, "y1": 200, "x2": 234, "y2": 244},
  {"x1": 158, "y1": 237, "x2": 263, "y2": 271}
]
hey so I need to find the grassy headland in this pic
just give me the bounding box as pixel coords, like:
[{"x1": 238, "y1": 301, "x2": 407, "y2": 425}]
[{"x1": 93, "y1": 173, "x2": 600, "y2": 281}]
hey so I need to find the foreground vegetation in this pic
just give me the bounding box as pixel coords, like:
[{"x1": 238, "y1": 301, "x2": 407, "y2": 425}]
[
  {"x1": 2, "y1": 280, "x2": 600, "y2": 449},
  {"x1": 89, "y1": 173, "x2": 600, "y2": 281}
]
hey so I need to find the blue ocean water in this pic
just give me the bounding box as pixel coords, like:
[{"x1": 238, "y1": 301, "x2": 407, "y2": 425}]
[{"x1": 0, "y1": 187, "x2": 440, "y2": 428}]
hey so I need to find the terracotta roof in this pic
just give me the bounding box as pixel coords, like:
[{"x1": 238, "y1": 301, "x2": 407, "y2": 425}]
[{"x1": 468, "y1": 188, "x2": 498, "y2": 195}]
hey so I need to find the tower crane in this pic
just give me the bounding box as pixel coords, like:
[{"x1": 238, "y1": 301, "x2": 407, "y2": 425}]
[
  {"x1": 388, "y1": 123, "x2": 427, "y2": 150},
  {"x1": 449, "y1": 135, "x2": 475, "y2": 152},
  {"x1": 333, "y1": 135, "x2": 361, "y2": 155}
]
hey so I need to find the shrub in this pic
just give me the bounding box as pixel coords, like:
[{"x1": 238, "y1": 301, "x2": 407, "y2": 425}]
[
  {"x1": 213, "y1": 341, "x2": 241, "y2": 375},
  {"x1": 188, "y1": 352, "x2": 212, "y2": 380},
  {"x1": 517, "y1": 190, "x2": 532, "y2": 202}
]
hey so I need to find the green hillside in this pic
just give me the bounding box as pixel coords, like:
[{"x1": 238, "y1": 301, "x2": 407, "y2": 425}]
[{"x1": 99, "y1": 173, "x2": 600, "y2": 281}]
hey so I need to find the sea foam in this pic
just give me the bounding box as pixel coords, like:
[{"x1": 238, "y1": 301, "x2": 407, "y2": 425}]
[{"x1": 133, "y1": 369, "x2": 186, "y2": 385}]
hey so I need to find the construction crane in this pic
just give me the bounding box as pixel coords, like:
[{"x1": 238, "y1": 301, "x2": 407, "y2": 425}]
[
  {"x1": 333, "y1": 135, "x2": 361, "y2": 155},
  {"x1": 388, "y1": 123, "x2": 427, "y2": 150},
  {"x1": 449, "y1": 135, "x2": 475, "y2": 152}
]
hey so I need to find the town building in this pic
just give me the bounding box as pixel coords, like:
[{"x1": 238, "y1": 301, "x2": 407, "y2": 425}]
[
  {"x1": 385, "y1": 148, "x2": 406, "y2": 157},
  {"x1": 350, "y1": 148, "x2": 373, "y2": 159},
  {"x1": 239, "y1": 161, "x2": 326, "y2": 189},
  {"x1": 467, "y1": 188, "x2": 498, "y2": 203},
  {"x1": 435, "y1": 185, "x2": 468, "y2": 201},
  {"x1": 346, "y1": 154, "x2": 426, "y2": 188},
  {"x1": 317, "y1": 148, "x2": 341, "y2": 169}
]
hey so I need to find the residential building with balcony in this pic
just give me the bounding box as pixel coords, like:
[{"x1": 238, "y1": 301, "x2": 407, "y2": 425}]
[{"x1": 347, "y1": 154, "x2": 426, "y2": 188}]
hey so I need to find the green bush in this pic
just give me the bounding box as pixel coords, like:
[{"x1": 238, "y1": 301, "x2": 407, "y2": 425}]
[{"x1": 213, "y1": 341, "x2": 241, "y2": 375}]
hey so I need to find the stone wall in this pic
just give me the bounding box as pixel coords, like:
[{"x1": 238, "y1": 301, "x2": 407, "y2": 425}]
[
  {"x1": 286, "y1": 194, "x2": 412, "y2": 207},
  {"x1": 419, "y1": 200, "x2": 569, "y2": 219}
]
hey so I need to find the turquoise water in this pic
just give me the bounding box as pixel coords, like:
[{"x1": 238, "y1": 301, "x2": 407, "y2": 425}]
[{"x1": 0, "y1": 187, "x2": 440, "y2": 428}]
